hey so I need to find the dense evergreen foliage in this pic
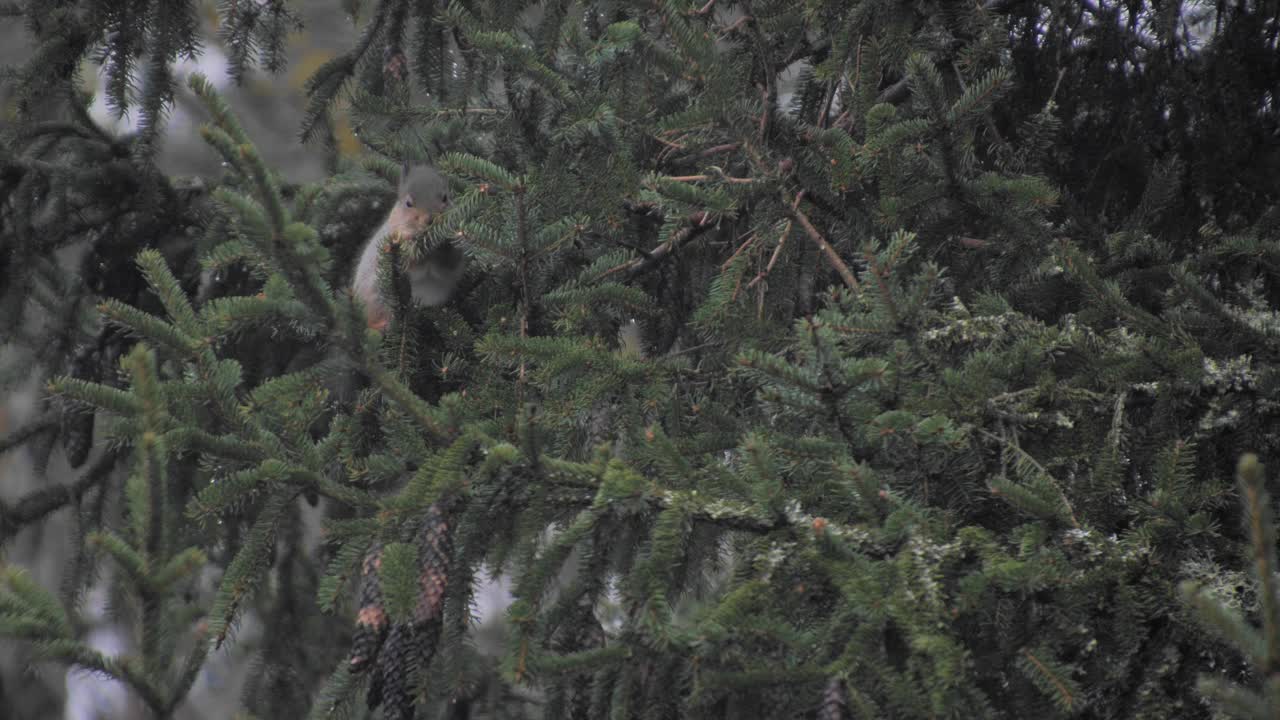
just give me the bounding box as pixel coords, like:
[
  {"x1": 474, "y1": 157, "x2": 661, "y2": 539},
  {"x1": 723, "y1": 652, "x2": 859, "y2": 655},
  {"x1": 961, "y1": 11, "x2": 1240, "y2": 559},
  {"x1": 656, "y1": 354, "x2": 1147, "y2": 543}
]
[{"x1": 3, "y1": 1, "x2": 1280, "y2": 718}]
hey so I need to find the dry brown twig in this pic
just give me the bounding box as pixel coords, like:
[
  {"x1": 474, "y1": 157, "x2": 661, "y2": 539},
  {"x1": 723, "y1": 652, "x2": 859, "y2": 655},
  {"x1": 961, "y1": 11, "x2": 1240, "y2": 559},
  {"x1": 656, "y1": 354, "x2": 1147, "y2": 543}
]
[
  {"x1": 748, "y1": 191, "x2": 805, "y2": 288},
  {"x1": 594, "y1": 211, "x2": 716, "y2": 282},
  {"x1": 663, "y1": 173, "x2": 756, "y2": 184},
  {"x1": 788, "y1": 198, "x2": 859, "y2": 291}
]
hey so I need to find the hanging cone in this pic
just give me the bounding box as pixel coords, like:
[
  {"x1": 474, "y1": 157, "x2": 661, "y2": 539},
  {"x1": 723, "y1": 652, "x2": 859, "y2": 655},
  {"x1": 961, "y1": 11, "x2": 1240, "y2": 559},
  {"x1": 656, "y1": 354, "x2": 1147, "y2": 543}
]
[
  {"x1": 365, "y1": 665, "x2": 385, "y2": 712},
  {"x1": 348, "y1": 541, "x2": 389, "y2": 673},
  {"x1": 363, "y1": 501, "x2": 456, "y2": 718},
  {"x1": 412, "y1": 501, "x2": 452, "y2": 629},
  {"x1": 371, "y1": 622, "x2": 420, "y2": 720},
  {"x1": 819, "y1": 676, "x2": 848, "y2": 720}
]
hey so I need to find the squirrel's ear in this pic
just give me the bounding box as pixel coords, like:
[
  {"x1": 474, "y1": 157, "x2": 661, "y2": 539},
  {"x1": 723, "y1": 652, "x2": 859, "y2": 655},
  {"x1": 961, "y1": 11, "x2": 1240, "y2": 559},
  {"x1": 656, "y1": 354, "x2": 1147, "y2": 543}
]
[{"x1": 397, "y1": 161, "x2": 412, "y2": 194}]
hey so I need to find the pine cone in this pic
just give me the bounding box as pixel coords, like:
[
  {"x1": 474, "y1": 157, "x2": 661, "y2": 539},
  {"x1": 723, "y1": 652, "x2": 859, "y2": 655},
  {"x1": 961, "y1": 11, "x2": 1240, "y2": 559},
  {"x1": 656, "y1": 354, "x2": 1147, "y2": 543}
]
[
  {"x1": 365, "y1": 663, "x2": 385, "y2": 710},
  {"x1": 383, "y1": 44, "x2": 408, "y2": 82},
  {"x1": 349, "y1": 541, "x2": 388, "y2": 673},
  {"x1": 370, "y1": 622, "x2": 420, "y2": 720},
  {"x1": 818, "y1": 677, "x2": 848, "y2": 720},
  {"x1": 363, "y1": 502, "x2": 455, "y2": 718},
  {"x1": 412, "y1": 502, "x2": 452, "y2": 629}
]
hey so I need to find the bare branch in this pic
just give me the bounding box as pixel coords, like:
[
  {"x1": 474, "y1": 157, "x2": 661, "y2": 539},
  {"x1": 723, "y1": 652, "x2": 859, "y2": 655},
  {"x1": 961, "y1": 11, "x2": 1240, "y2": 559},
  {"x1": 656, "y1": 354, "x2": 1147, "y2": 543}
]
[{"x1": 787, "y1": 198, "x2": 859, "y2": 291}]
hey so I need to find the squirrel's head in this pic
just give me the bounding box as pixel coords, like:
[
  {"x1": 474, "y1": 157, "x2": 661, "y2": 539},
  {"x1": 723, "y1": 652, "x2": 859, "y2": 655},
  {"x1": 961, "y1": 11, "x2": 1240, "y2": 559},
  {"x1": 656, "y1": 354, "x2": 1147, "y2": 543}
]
[{"x1": 387, "y1": 164, "x2": 450, "y2": 241}]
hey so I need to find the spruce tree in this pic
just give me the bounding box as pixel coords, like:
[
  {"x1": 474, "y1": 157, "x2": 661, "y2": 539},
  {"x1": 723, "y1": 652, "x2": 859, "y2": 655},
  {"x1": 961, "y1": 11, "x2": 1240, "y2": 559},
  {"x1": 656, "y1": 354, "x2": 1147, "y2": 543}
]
[{"x1": 2, "y1": 1, "x2": 1280, "y2": 718}]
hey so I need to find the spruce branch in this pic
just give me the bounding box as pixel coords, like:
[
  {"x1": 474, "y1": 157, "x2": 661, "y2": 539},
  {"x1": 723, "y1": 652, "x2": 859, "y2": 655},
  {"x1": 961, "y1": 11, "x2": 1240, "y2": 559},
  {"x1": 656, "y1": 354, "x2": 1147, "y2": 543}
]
[
  {"x1": 5, "y1": 2, "x2": 1273, "y2": 718},
  {"x1": 98, "y1": 298, "x2": 199, "y2": 358},
  {"x1": 1239, "y1": 454, "x2": 1280, "y2": 670},
  {"x1": 191, "y1": 74, "x2": 337, "y2": 319},
  {"x1": 0, "y1": 414, "x2": 58, "y2": 458},
  {"x1": 367, "y1": 367, "x2": 451, "y2": 442},
  {"x1": 1017, "y1": 647, "x2": 1080, "y2": 712},
  {"x1": 0, "y1": 447, "x2": 123, "y2": 543},
  {"x1": 207, "y1": 490, "x2": 295, "y2": 649},
  {"x1": 860, "y1": 251, "x2": 901, "y2": 327},
  {"x1": 298, "y1": 0, "x2": 390, "y2": 143},
  {"x1": 35, "y1": 638, "x2": 168, "y2": 717},
  {"x1": 984, "y1": 429, "x2": 1080, "y2": 529},
  {"x1": 86, "y1": 531, "x2": 149, "y2": 595},
  {"x1": 439, "y1": 152, "x2": 523, "y2": 193},
  {"x1": 515, "y1": 186, "x2": 532, "y2": 402},
  {"x1": 1056, "y1": 240, "x2": 1185, "y2": 344}
]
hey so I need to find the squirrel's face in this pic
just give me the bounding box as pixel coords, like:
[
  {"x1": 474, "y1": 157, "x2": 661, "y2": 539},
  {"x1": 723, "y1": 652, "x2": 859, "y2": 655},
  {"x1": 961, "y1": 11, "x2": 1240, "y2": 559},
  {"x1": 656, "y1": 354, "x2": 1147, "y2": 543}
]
[
  {"x1": 388, "y1": 165, "x2": 450, "y2": 242},
  {"x1": 357, "y1": 165, "x2": 460, "y2": 330}
]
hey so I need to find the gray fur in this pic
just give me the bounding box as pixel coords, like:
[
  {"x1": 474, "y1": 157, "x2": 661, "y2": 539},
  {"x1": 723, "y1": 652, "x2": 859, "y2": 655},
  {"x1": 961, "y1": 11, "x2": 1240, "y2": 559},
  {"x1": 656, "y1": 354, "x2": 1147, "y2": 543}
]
[{"x1": 400, "y1": 165, "x2": 449, "y2": 211}]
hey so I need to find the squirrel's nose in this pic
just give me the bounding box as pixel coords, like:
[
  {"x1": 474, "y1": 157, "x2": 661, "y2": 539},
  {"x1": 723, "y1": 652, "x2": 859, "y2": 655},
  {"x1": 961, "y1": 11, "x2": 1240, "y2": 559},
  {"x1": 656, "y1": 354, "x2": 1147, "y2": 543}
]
[{"x1": 408, "y1": 213, "x2": 432, "y2": 233}]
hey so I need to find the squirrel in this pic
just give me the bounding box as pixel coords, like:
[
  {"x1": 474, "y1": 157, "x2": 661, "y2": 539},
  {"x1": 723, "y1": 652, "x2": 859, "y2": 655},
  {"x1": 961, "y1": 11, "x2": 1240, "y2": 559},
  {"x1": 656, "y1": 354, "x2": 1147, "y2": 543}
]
[{"x1": 352, "y1": 164, "x2": 464, "y2": 329}]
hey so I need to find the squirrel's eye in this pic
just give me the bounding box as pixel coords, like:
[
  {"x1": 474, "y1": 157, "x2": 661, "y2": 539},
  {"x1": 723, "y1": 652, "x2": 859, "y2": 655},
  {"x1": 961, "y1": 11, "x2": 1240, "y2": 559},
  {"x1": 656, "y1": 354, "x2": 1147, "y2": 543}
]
[
  {"x1": 440, "y1": 194, "x2": 448, "y2": 205},
  {"x1": 405, "y1": 196, "x2": 414, "y2": 208}
]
